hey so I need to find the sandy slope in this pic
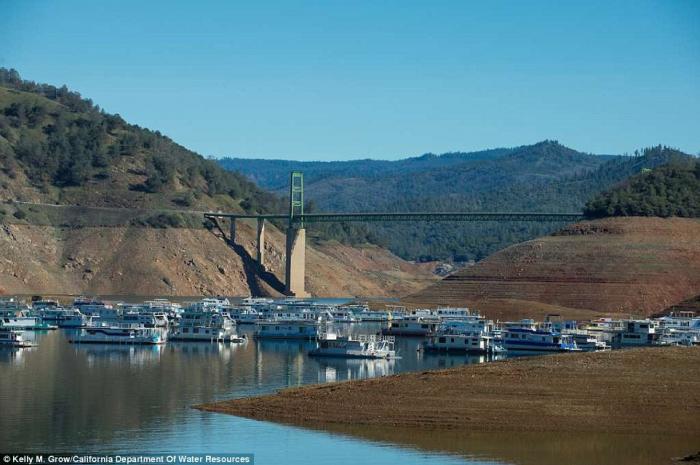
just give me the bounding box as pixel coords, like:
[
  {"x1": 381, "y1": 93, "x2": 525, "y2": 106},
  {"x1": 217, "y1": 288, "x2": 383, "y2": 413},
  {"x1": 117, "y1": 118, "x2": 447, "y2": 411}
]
[
  {"x1": 405, "y1": 217, "x2": 700, "y2": 318},
  {"x1": 0, "y1": 221, "x2": 437, "y2": 297}
]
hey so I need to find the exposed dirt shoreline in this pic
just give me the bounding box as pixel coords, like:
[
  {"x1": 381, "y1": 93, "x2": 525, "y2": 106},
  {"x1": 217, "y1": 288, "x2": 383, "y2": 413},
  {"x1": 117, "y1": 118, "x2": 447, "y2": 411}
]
[{"x1": 197, "y1": 346, "x2": 700, "y2": 436}]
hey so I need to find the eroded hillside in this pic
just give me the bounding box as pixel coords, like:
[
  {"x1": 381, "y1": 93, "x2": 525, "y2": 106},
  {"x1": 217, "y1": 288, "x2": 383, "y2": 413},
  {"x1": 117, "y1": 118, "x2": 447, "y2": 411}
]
[
  {"x1": 0, "y1": 220, "x2": 437, "y2": 297},
  {"x1": 405, "y1": 217, "x2": 700, "y2": 319}
]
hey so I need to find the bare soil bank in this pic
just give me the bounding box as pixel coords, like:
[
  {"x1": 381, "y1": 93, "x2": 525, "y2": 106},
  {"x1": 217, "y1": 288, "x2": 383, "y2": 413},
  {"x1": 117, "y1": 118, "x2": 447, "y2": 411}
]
[
  {"x1": 197, "y1": 346, "x2": 700, "y2": 436},
  {"x1": 0, "y1": 222, "x2": 437, "y2": 297},
  {"x1": 405, "y1": 217, "x2": 700, "y2": 318}
]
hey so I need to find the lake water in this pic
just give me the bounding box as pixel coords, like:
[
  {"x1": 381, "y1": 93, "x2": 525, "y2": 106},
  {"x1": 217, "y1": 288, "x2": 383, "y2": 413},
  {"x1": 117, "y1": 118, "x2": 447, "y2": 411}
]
[
  {"x1": 0, "y1": 326, "x2": 695, "y2": 465},
  {"x1": 0, "y1": 324, "x2": 498, "y2": 464}
]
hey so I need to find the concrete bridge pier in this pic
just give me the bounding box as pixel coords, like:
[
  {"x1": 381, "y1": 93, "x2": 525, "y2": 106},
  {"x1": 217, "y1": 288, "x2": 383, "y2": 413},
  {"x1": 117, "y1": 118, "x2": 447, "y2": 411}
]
[
  {"x1": 256, "y1": 218, "x2": 266, "y2": 271},
  {"x1": 285, "y1": 227, "x2": 309, "y2": 297},
  {"x1": 229, "y1": 219, "x2": 236, "y2": 245}
]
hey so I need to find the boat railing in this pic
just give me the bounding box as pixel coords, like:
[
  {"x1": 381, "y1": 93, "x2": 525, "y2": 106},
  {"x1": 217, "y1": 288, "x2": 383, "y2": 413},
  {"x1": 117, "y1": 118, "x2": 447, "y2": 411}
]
[{"x1": 357, "y1": 334, "x2": 395, "y2": 344}]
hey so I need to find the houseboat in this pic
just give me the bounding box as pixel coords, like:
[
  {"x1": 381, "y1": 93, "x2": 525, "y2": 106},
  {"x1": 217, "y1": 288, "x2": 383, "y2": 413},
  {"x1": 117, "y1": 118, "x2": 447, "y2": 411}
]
[
  {"x1": 0, "y1": 328, "x2": 35, "y2": 347},
  {"x1": 433, "y1": 307, "x2": 474, "y2": 321},
  {"x1": 254, "y1": 319, "x2": 320, "y2": 340},
  {"x1": 422, "y1": 332, "x2": 502, "y2": 354},
  {"x1": 1, "y1": 313, "x2": 57, "y2": 330},
  {"x1": 611, "y1": 319, "x2": 659, "y2": 348},
  {"x1": 309, "y1": 332, "x2": 396, "y2": 359},
  {"x1": 502, "y1": 322, "x2": 579, "y2": 352},
  {"x1": 120, "y1": 308, "x2": 169, "y2": 328},
  {"x1": 141, "y1": 299, "x2": 182, "y2": 319},
  {"x1": 354, "y1": 310, "x2": 391, "y2": 321},
  {"x1": 381, "y1": 310, "x2": 440, "y2": 337},
  {"x1": 56, "y1": 308, "x2": 89, "y2": 328},
  {"x1": 422, "y1": 318, "x2": 500, "y2": 354},
  {"x1": 567, "y1": 331, "x2": 609, "y2": 351},
  {"x1": 227, "y1": 307, "x2": 264, "y2": 324},
  {"x1": 0, "y1": 298, "x2": 30, "y2": 316},
  {"x1": 69, "y1": 324, "x2": 166, "y2": 345},
  {"x1": 73, "y1": 298, "x2": 119, "y2": 322},
  {"x1": 169, "y1": 310, "x2": 243, "y2": 342},
  {"x1": 657, "y1": 329, "x2": 699, "y2": 346}
]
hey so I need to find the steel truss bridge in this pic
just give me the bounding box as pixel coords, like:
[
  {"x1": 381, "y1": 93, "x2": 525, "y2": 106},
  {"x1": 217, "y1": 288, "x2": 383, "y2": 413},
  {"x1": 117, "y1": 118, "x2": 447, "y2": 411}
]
[{"x1": 204, "y1": 171, "x2": 584, "y2": 297}]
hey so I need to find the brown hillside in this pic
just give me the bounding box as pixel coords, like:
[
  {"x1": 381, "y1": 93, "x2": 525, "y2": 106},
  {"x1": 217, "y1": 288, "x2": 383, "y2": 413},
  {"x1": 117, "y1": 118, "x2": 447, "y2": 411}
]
[
  {"x1": 404, "y1": 217, "x2": 700, "y2": 318},
  {"x1": 0, "y1": 221, "x2": 437, "y2": 298},
  {"x1": 654, "y1": 294, "x2": 700, "y2": 318}
]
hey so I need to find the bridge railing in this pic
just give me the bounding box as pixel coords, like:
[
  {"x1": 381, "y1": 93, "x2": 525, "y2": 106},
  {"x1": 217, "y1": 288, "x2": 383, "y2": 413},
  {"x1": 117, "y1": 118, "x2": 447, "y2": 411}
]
[{"x1": 204, "y1": 211, "x2": 585, "y2": 224}]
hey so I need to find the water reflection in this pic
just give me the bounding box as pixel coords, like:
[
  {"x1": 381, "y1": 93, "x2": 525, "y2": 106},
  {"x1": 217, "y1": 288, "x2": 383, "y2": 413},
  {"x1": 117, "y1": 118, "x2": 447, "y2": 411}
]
[
  {"x1": 0, "y1": 324, "x2": 486, "y2": 454},
  {"x1": 77, "y1": 344, "x2": 164, "y2": 366},
  {"x1": 313, "y1": 357, "x2": 396, "y2": 382},
  {"x1": 0, "y1": 346, "x2": 34, "y2": 364},
  {"x1": 321, "y1": 425, "x2": 700, "y2": 465},
  {"x1": 1, "y1": 325, "x2": 692, "y2": 465}
]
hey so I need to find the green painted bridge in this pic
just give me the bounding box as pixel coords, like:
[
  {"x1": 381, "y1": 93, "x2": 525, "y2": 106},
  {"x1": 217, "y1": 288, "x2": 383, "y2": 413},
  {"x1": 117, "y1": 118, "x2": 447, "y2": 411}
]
[
  {"x1": 204, "y1": 171, "x2": 585, "y2": 297},
  {"x1": 204, "y1": 211, "x2": 584, "y2": 224}
]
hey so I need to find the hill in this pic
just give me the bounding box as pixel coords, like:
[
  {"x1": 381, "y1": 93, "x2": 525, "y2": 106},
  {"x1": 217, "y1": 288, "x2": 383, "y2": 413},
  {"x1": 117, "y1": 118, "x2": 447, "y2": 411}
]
[
  {"x1": 0, "y1": 68, "x2": 436, "y2": 297},
  {"x1": 404, "y1": 217, "x2": 700, "y2": 320},
  {"x1": 0, "y1": 68, "x2": 281, "y2": 214},
  {"x1": 584, "y1": 158, "x2": 700, "y2": 218},
  {"x1": 223, "y1": 142, "x2": 692, "y2": 261}
]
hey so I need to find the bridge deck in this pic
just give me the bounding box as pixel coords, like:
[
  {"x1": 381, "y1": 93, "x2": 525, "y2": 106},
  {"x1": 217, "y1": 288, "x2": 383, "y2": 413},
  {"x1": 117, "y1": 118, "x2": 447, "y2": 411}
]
[{"x1": 204, "y1": 212, "x2": 585, "y2": 223}]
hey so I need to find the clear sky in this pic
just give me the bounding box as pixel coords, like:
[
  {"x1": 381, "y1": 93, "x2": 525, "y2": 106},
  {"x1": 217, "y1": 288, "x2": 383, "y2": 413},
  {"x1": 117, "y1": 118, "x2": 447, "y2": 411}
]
[{"x1": 1, "y1": 0, "x2": 698, "y2": 160}]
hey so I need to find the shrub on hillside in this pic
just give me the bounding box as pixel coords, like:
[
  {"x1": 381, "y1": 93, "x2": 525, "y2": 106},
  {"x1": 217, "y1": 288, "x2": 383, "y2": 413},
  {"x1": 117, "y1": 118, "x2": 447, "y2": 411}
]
[
  {"x1": 584, "y1": 159, "x2": 700, "y2": 218},
  {"x1": 131, "y1": 212, "x2": 185, "y2": 228}
]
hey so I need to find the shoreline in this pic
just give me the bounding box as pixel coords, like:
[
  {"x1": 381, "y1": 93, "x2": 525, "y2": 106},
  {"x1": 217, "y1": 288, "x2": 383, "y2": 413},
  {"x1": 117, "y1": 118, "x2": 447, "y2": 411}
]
[{"x1": 196, "y1": 346, "x2": 700, "y2": 436}]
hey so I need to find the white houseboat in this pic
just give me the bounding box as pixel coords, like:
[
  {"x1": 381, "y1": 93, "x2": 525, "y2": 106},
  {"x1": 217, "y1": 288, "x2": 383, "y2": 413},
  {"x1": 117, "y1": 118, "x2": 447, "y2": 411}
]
[
  {"x1": 381, "y1": 310, "x2": 440, "y2": 337},
  {"x1": 1, "y1": 313, "x2": 57, "y2": 330},
  {"x1": 120, "y1": 308, "x2": 169, "y2": 328},
  {"x1": 611, "y1": 319, "x2": 659, "y2": 348},
  {"x1": 69, "y1": 324, "x2": 166, "y2": 345},
  {"x1": 254, "y1": 319, "x2": 320, "y2": 340},
  {"x1": 0, "y1": 328, "x2": 35, "y2": 347},
  {"x1": 309, "y1": 332, "x2": 396, "y2": 359},
  {"x1": 433, "y1": 307, "x2": 474, "y2": 321},
  {"x1": 422, "y1": 318, "x2": 500, "y2": 354},
  {"x1": 169, "y1": 310, "x2": 243, "y2": 342},
  {"x1": 502, "y1": 321, "x2": 579, "y2": 352},
  {"x1": 423, "y1": 332, "x2": 501, "y2": 354}
]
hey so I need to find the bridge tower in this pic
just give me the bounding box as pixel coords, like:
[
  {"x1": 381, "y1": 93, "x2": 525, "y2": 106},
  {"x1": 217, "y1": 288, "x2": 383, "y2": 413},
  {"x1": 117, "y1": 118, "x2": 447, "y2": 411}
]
[{"x1": 285, "y1": 171, "x2": 309, "y2": 297}]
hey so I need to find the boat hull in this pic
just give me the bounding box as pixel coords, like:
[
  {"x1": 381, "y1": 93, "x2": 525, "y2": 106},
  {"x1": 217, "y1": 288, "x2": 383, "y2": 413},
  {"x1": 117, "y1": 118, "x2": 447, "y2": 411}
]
[
  {"x1": 308, "y1": 349, "x2": 394, "y2": 359},
  {"x1": 68, "y1": 337, "x2": 164, "y2": 345}
]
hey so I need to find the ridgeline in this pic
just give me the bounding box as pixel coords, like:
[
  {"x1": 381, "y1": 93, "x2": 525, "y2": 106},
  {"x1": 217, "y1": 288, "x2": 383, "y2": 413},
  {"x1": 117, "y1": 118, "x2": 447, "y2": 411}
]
[
  {"x1": 222, "y1": 143, "x2": 695, "y2": 262},
  {"x1": 0, "y1": 69, "x2": 435, "y2": 297}
]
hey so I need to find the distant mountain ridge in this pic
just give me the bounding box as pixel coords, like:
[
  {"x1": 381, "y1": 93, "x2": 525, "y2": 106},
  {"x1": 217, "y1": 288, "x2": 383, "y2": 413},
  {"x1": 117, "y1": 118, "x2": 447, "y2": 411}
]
[
  {"x1": 221, "y1": 142, "x2": 694, "y2": 261},
  {"x1": 219, "y1": 147, "x2": 513, "y2": 190}
]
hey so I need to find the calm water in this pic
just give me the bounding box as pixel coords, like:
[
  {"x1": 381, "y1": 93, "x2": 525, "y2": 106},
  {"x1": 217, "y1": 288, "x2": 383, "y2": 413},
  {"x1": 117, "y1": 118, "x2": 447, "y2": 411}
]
[
  {"x1": 0, "y1": 324, "x2": 498, "y2": 465},
  {"x1": 1, "y1": 326, "x2": 695, "y2": 465}
]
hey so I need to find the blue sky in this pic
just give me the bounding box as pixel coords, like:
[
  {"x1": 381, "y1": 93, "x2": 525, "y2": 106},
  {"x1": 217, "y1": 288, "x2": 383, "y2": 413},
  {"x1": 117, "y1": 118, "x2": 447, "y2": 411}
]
[{"x1": 1, "y1": 0, "x2": 698, "y2": 160}]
